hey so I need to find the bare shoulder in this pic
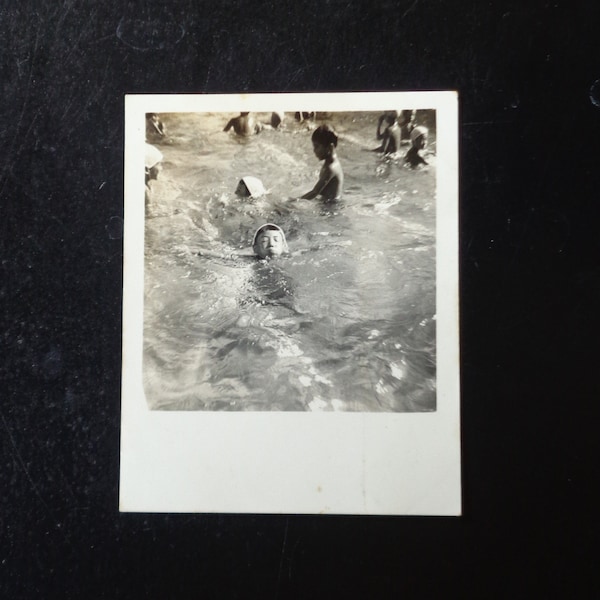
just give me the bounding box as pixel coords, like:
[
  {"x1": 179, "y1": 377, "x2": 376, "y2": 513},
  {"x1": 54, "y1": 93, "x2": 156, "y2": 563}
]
[{"x1": 331, "y1": 157, "x2": 343, "y2": 176}]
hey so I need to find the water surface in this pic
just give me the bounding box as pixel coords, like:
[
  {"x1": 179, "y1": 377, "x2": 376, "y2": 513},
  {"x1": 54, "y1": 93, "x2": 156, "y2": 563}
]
[{"x1": 143, "y1": 111, "x2": 437, "y2": 411}]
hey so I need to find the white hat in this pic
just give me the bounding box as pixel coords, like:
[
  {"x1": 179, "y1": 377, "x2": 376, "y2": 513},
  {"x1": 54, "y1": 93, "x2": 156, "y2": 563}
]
[
  {"x1": 410, "y1": 126, "x2": 428, "y2": 142},
  {"x1": 145, "y1": 143, "x2": 163, "y2": 169},
  {"x1": 238, "y1": 176, "x2": 266, "y2": 198}
]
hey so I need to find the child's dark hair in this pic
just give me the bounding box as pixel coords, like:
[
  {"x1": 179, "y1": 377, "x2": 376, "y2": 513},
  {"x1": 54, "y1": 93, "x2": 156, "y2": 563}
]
[{"x1": 312, "y1": 124, "x2": 338, "y2": 147}]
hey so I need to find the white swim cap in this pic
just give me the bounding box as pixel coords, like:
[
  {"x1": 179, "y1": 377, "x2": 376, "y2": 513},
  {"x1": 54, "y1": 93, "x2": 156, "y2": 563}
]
[
  {"x1": 239, "y1": 176, "x2": 266, "y2": 198},
  {"x1": 252, "y1": 223, "x2": 288, "y2": 249},
  {"x1": 145, "y1": 143, "x2": 163, "y2": 169},
  {"x1": 410, "y1": 126, "x2": 428, "y2": 142}
]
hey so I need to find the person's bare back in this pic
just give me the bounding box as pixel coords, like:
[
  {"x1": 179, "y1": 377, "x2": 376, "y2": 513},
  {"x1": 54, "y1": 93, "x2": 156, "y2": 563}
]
[
  {"x1": 376, "y1": 111, "x2": 401, "y2": 154},
  {"x1": 223, "y1": 112, "x2": 263, "y2": 136}
]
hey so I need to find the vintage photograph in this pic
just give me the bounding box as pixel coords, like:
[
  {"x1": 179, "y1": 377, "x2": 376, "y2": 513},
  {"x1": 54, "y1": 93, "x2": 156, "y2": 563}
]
[
  {"x1": 120, "y1": 92, "x2": 459, "y2": 515},
  {"x1": 142, "y1": 105, "x2": 437, "y2": 412}
]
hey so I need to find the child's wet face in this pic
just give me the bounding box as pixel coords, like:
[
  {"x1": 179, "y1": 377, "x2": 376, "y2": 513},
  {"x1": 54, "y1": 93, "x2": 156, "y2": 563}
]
[
  {"x1": 312, "y1": 141, "x2": 330, "y2": 160},
  {"x1": 255, "y1": 230, "x2": 284, "y2": 258},
  {"x1": 148, "y1": 163, "x2": 162, "y2": 181},
  {"x1": 413, "y1": 134, "x2": 426, "y2": 150}
]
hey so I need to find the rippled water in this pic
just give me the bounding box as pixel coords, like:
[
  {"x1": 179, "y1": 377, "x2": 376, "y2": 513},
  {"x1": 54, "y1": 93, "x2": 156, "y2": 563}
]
[{"x1": 143, "y1": 111, "x2": 437, "y2": 411}]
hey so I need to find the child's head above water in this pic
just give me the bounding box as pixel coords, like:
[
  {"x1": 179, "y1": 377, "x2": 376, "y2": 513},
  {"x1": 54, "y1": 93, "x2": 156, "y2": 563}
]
[
  {"x1": 144, "y1": 143, "x2": 163, "y2": 183},
  {"x1": 311, "y1": 124, "x2": 338, "y2": 147},
  {"x1": 252, "y1": 223, "x2": 288, "y2": 259},
  {"x1": 383, "y1": 110, "x2": 399, "y2": 125},
  {"x1": 311, "y1": 124, "x2": 339, "y2": 160},
  {"x1": 235, "y1": 176, "x2": 266, "y2": 198},
  {"x1": 410, "y1": 125, "x2": 428, "y2": 149}
]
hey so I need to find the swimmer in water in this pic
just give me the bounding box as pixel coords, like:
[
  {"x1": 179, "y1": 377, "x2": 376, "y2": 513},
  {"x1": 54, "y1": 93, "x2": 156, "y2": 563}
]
[
  {"x1": 404, "y1": 125, "x2": 429, "y2": 168},
  {"x1": 295, "y1": 111, "x2": 315, "y2": 122},
  {"x1": 235, "y1": 176, "x2": 267, "y2": 199},
  {"x1": 270, "y1": 111, "x2": 285, "y2": 129},
  {"x1": 376, "y1": 111, "x2": 401, "y2": 155},
  {"x1": 252, "y1": 223, "x2": 289, "y2": 258},
  {"x1": 145, "y1": 143, "x2": 163, "y2": 205},
  {"x1": 300, "y1": 124, "x2": 344, "y2": 201},
  {"x1": 294, "y1": 111, "x2": 316, "y2": 130},
  {"x1": 146, "y1": 112, "x2": 167, "y2": 142},
  {"x1": 223, "y1": 112, "x2": 263, "y2": 136},
  {"x1": 197, "y1": 222, "x2": 349, "y2": 262},
  {"x1": 198, "y1": 223, "x2": 288, "y2": 261},
  {"x1": 399, "y1": 109, "x2": 417, "y2": 144}
]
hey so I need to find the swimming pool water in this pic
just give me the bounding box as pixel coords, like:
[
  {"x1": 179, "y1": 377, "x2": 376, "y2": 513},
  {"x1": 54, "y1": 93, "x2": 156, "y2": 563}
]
[{"x1": 143, "y1": 110, "x2": 436, "y2": 411}]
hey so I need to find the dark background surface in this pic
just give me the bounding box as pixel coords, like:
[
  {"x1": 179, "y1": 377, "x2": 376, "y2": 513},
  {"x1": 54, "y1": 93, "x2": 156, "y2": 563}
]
[{"x1": 1, "y1": 1, "x2": 598, "y2": 597}]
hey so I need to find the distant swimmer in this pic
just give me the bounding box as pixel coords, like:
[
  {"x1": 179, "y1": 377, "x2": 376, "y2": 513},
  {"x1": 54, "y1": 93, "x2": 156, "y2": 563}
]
[
  {"x1": 295, "y1": 111, "x2": 315, "y2": 123},
  {"x1": 146, "y1": 113, "x2": 167, "y2": 142},
  {"x1": 404, "y1": 125, "x2": 429, "y2": 168},
  {"x1": 235, "y1": 176, "x2": 267, "y2": 199},
  {"x1": 376, "y1": 110, "x2": 401, "y2": 155},
  {"x1": 399, "y1": 109, "x2": 416, "y2": 144},
  {"x1": 300, "y1": 124, "x2": 344, "y2": 201},
  {"x1": 223, "y1": 112, "x2": 263, "y2": 136},
  {"x1": 294, "y1": 111, "x2": 316, "y2": 131},
  {"x1": 145, "y1": 143, "x2": 163, "y2": 204},
  {"x1": 270, "y1": 111, "x2": 285, "y2": 129}
]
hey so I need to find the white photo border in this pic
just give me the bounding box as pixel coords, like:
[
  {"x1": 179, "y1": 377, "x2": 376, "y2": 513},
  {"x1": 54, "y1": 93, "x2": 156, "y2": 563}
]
[{"x1": 120, "y1": 92, "x2": 460, "y2": 515}]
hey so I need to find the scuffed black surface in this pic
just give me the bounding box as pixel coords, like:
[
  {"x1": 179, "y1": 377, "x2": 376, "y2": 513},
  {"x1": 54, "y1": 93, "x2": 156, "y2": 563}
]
[{"x1": 1, "y1": 1, "x2": 599, "y2": 597}]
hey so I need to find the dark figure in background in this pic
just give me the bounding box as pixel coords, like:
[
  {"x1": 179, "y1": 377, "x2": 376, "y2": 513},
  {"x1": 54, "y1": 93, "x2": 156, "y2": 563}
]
[
  {"x1": 376, "y1": 110, "x2": 402, "y2": 154},
  {"x1": 270, "y1": 112, "x2": 285, "y2": 129},
  {"x1": 399, "y1": 109, "x2": 417, "y2": 144},
  {"x1": 295, "y1": 111, "x2": 315, "y2": 123},
  {"x1": 224, "y1": 112, "x2": 263, "y2": 136},
  {"x1": 146, "y1": 113, "x2": 167, "y2": 142},
  {"x1": 404, "y1": 126, "x2": 429, "y2": 168}
]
